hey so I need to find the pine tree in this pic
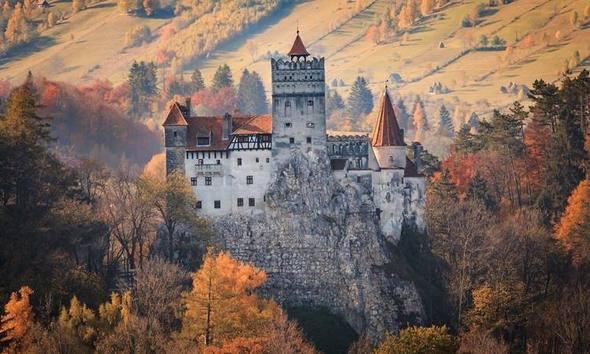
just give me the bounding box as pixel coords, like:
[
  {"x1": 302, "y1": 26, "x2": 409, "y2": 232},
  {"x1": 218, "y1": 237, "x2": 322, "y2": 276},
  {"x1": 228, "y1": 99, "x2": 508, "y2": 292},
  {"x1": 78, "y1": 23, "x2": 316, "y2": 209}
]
[
  {"x1": 211, "y1": 64, "x2": 233, "y2": 93},
  {"x1": 128, "y1": 61, "x2": 159, "y2": 118},
  {"x1": 437, "y1": 104, "x2": 454, "y2": 137},
  {"x1": 467, "y1": 112, "x2": 480, "y2": 131},
  {"x1": 395, "y1": 98, "x2": 410, "y2": 131},
  {"x1": 0, "y1": 286, "x2": 34, "y2": 345},
  {"x1": 191, "y1": 69, "x2": 205, "y2": 93},
  {"x1": 467, "y1": 174, "x2": 496, "y2": 210},
  {"x1": 412, "y1": 98, "x2": 428, "y2": 141},
  {"x1": 347, "y1": 76, "x2": 373, "y2": 121},
  {"x1": 237, "y1": 69, "x2": 267, "y2": 114},
  {"x1": 327, "y1": 90, "x2": 345, "y2": 116}
]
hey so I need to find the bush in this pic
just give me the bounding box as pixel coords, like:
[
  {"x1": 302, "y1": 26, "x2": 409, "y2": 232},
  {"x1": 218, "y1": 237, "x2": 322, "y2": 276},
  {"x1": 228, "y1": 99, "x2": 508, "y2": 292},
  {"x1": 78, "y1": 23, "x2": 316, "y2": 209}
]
[{"x1": 375, "y1": 326, "x2": 457, "y2": 354}]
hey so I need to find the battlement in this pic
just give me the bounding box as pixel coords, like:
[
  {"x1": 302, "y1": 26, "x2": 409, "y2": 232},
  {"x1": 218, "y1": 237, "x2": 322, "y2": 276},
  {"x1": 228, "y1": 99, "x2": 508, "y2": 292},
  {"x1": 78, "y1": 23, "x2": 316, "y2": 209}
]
[{"x1": 271, "y1": 57, "x2": 325, "y2": 71}]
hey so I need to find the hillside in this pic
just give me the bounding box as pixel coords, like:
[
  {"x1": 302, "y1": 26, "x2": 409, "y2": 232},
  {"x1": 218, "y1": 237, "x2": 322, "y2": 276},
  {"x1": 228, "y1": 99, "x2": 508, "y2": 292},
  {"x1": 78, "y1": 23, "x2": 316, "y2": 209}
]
[{"x1": 0, "y1": 0, "x2": 588, "y2": 115}]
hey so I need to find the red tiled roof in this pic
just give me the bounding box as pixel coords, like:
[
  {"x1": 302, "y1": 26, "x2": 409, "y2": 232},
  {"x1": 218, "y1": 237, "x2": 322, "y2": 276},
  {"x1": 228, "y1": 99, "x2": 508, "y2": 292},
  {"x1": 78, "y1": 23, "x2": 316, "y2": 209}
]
[
  {"x1": 232, "y1": 115, "x2": 272, "y2": 135},
  {"x1": 184, "y1": 114, "x2": 272, "y2": 151},
  {"x1": 288, "y1": 32, "x2": 310, "y2": 57},
  {"x1": 162, "y1": 103, "x2": 188, "y2": 126},
  {"x1": 371, "y1": 89, "x2": 405, "y2": 147}
]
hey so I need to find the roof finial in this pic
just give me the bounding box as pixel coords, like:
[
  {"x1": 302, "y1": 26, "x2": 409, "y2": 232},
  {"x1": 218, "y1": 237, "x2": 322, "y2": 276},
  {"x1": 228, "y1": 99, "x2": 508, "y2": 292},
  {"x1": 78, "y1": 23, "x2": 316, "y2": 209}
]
[
  {"x1": 385, "y1": 79, "x2": 389, "y2": 90},
  {"x1": 297, "y1": 20, "x2": 299, "y2": 35}
]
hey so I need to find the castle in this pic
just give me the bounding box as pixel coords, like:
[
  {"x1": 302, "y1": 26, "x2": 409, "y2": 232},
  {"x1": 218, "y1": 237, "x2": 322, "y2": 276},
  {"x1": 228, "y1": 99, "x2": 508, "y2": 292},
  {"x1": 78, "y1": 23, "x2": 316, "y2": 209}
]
[{"x1": 163, "y1": 32, "x2": 426, "y2": 241}]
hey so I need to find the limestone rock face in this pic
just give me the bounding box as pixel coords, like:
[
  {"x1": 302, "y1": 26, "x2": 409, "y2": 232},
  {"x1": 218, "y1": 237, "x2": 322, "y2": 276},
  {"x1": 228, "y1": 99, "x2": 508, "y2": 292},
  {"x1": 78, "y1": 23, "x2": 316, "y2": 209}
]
[{"x1": 214, "y1": 151, "x2": 424, "y2": 340}]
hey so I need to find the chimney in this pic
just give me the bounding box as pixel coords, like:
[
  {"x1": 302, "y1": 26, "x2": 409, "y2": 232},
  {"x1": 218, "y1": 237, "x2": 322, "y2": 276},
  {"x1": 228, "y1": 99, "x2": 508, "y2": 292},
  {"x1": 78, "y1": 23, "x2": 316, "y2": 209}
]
[
  {"x1": 185, "y1": 97, "x2": 191, "y2": 117},
  {"x1": 222, "y1": 112, "x2": 232, "y2": 141}
]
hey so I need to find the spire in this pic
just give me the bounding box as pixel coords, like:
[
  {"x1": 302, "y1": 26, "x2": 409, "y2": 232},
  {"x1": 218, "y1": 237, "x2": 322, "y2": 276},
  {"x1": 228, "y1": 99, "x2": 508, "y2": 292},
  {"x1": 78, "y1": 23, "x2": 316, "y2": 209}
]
[
  {"x1": 288, "y1": 29, "x2": 310, "y2": 59},
  {"x1": 371, "y1": 87, "x2": 405, "y2": 147}
]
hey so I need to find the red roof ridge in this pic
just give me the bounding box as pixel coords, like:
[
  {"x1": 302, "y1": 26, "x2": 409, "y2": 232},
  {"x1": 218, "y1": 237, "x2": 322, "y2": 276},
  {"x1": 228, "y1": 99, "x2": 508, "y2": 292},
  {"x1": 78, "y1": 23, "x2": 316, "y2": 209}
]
[
  {"x1": 162, "y1": 102, "x2": 188, "y2": 126},
  {"x1": 288, "y1": 31, "x2": 310, "y2": 57},
  {"x1": 371, "y1": 89, "x2": 405, "y2": 147}
]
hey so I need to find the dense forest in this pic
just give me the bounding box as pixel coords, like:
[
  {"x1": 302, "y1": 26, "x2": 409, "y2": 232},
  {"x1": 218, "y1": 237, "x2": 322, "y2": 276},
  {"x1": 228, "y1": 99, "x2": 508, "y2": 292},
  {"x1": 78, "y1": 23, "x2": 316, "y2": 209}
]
[{"x1": 0, "y1": 58, "x2": 589, "y2": 354}]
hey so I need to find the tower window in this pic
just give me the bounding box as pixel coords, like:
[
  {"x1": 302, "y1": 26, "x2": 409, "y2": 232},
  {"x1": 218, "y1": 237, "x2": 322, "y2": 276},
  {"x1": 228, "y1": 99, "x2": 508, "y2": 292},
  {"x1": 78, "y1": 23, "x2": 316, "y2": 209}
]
[
  {"x1": 266, "y1": 158, "x2": 270, "y2": 163},
  {"x1": 205, "y1": 177, "x2": 212, "y2": 186},
  {"x1": 191, "y1": 177, "x2": 197, "y2": 186},
  {"x1": 173, "y1": 131, "x2": 177, "y2": 137},
  {"x1": 306, "y1": 122, "x2": 315, "y2": 128},
  {"x1": 237, "y1": 158, "x2": 242, "y2": 166},
  {"x1": 307, "y1": 100, "x2": 314, "y2": 106},
  {"x1": 214, "y1": 200, "x2": 221, "y2": 209},
  {"x1": 285, "y1": 122, "x2": 292, "y2": 128},
  {"x1": 216, "y1": 160, "x2": 221, "y2": 165},
  {"x1": 247, "y1": 176, "x2": 254, "y2": 185},
  {"x1": 249, "y1": 198, "x2": 255, "y2": 207},
  {"x1": 289, "y1": 137, "x2": 295, "y2": 144},
  {"x1": 255, "y1": 157, "x2": 259, "y2": 163},
  {"x1": 237, "y1": 198, "x2": 244, "y2": 207},
  {"x1": 306, "y1": 137, "x2": 312, "y2": 144},
  {"x1": 195, "y1": 201, "x2": 202, "y2": 209},
  {"x1": 198, "y1": 159, "x2": 203, "y2": 165}
]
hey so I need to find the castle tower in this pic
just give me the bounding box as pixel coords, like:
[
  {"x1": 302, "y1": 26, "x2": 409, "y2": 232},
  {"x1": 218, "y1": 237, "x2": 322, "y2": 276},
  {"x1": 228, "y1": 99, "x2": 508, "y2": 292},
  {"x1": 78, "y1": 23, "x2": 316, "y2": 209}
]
[
  {"x1": 371, "y1": 87, "x2": 408, "y2": 243},
  {"x1": 163, "y1": 102, "x2": 189, "y2": 175},
  {"x1": 370, "y1": 87, "x2": 406, "y2": 170},
  {"x1": 271, "y1": 31, "x2": 326, "y2": 167}
]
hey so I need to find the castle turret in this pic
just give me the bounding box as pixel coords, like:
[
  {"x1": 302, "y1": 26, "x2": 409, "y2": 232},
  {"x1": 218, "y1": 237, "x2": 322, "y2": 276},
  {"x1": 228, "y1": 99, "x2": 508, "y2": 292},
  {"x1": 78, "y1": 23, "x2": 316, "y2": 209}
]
[
  {"x1": 370, "y1": 88, "x2": 406, "y2": 170},
  {"x1": 163, "y1": 102, "x2": 188, "y2": 175},
  {"x1": 271, "y1": 30, "x2": 326, "y2": 168}
]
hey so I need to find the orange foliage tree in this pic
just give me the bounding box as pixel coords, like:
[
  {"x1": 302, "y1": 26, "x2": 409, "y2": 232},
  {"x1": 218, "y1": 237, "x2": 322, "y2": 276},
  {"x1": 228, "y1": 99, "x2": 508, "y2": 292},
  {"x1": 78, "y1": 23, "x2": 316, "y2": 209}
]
[
  {"x1": 555, "y1": 178, "x2": 590, "y2": 266},
  {"x1": 180, "y1": 249, "x2": 315, "y2": 352},
  {"x1": 0, "y1": 286, "x2": 34, "y2": 346}
]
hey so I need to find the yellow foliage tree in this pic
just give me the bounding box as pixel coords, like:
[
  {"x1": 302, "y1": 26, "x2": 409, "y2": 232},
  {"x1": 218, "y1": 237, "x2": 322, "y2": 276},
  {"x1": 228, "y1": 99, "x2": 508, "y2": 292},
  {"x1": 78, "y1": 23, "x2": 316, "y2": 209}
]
[
  {"x1": 374, "y1": 325, "x2": 457, "y2": 354},
  {"x1": 0, "y1": 286, "x2": 34, "y2": 345},
  {"x1": 420, "y1": 0, "x2": 435, "y2": 17},
  {"x1": 57, "y1": 296, "x2": 98, "y2": 349},
  {"x1": 555, "y1": 178, "x2": 590, "y2": 266},
  {"x1": 181, "y1": 250, "x2": 280, "y2": 347}
]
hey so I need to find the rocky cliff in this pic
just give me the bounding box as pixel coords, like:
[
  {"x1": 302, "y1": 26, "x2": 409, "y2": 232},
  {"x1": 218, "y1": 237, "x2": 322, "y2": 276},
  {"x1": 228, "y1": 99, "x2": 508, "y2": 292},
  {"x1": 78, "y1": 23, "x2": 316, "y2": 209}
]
[{"x1": 214, "y1": 151, "x2": 424, "y2": 340}]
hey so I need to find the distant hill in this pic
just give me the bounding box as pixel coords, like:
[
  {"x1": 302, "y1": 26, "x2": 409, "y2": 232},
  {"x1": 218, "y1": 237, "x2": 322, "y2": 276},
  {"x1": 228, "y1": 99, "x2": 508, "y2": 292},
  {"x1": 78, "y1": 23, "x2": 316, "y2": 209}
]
[{"x1": 0, "y1": 0, "x2": 588, "y2": 116}]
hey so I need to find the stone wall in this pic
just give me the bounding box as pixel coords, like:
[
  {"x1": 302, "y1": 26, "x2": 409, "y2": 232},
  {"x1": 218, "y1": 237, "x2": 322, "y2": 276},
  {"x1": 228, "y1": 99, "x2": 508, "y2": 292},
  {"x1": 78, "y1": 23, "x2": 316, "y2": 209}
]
[{"x1": 214, "y1": 151, "x2": 424, "y2": 341}]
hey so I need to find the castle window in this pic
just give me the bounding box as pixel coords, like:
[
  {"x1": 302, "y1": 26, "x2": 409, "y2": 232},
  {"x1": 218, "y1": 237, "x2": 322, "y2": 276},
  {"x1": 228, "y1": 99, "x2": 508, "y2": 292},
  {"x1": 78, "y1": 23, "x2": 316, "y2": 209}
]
[
  {"x1": 306, "y1": 137, "x2": 312, "y2": 144},
  {"x1": 249, "y1": 198, "x2": 255, "y2": 207},
  {"x1": 285, "y1": 122, "x2": 292, "y2": 128},
  {"x1": 289, "y1": 137, "x2": 295, "y2": 144},
  {"x1": 191, "y1": 177, "x2": 197, "y2": 186},
  {"x1": 246, "y1": 176, "x2": 254, "y2": 185},
  {"x1": 198, "y1": 159, "x2": 203, "y2": 165},
  {"x1": 214, "y1": 200, "x2": 221, "y2": 209},
  {"x1": 285, "y1": 101, "x2": 292, "y2": 116},
  {"x1": 237, "y1": 198, "x2": 244, "y2": 207},
  {"x1": 255, "y1": 157, "x2": 259, "y2": 163},
  {"x1": 173, "y1": 131, "x2": 177, "y2": 137},
  {"x1": 307, "y1": 100, "x2": 314, "y2": 106},
  {"x1": 196, "y1": 201, "x2": 202, "y2": 209},
  {"x1": 197, "y1": 137, "x2": 210, "y2": 146},
  {"x1": 205, "y1": 177, "x2": 212, "y2": 186},
  {"x1": 237, "y1": 158, "x2": 242, "y2": 166},
  {"x1": 306, "y1": 122, "x2": 315, "y2": 128},
  {"x1": 266, "y1": 158, "x2": 270, "y2": 163},
  {"x1": 216, "y1": 160, "x2": 221, "y2": 165}
]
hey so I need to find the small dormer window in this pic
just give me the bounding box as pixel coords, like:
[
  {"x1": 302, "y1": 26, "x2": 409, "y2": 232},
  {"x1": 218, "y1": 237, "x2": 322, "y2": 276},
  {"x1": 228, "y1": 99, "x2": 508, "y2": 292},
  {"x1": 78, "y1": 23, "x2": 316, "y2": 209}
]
[{"x1": 197, "y1": 136, "x2": 210, "y2": 146}]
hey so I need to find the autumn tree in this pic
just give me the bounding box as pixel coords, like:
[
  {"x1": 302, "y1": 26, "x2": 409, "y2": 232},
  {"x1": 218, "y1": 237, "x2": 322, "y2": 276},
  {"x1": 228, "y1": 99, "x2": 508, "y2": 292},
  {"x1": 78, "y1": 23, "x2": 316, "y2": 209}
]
[
  {"x1": 180, "y1": 249, "x2": 279, "y2": 347},
  {"x1": 72, "y1": 0, "x2": 86, "y2": 14},
  {"x1": 5, "y1": 3, "x2": 32, "y2": 46},
  {"x1": 0, "y1": 286, "x2": 34, "y2": 348},
  {"x1": 55, "y1": 296, "x2": 97, "y2": 351},
  {"x1": 412, "y1": 99, "x2": 429, "y2": 141},
  {"x1": 374, "y1": 326, "x2": 457, "y2": 354},
  {"x1": 420, "y1": 0, "x2": 435, "y2": 17},
  {"x1": 555, "y1": 178, "x2": 590, "y2": 266}
]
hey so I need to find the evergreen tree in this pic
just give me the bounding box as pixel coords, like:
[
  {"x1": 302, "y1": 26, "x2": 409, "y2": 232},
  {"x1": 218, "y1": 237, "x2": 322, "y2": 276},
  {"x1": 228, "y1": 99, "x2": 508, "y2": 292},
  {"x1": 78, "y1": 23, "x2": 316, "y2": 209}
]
[
  {"x1": 211, "y1": 64, "x2": 233, "y2": 93},
  {"x1": 437, "y1": 104, "x2": 454, "y2": 137},
  {"x1": 128, "y1": 61, "x2": 158, "y2": 118},
  {"x1": 467, "y1": 112, "x2": 480, "y2": 131},
  {"x1": 347, "y1": 76, "x2": 373, "y2": 121},
  {"x1": 191, "y1": 69, "x2": 205, "y2": 93},
  {"x1": 395, "y1": 98, "x2": 410, "y2": 131},
  {"x1": 454, "y1": 124, "x2": 482, "y2": 154},
  {"x1": 326, "y1": 90, "x2": 345, "y2": 116},
  {"x1": 467, "y1": 174, "x2": 497, "y2": 210},
  {"x1": 237, "y1": 69, "x2": 267, "y2": 115}
]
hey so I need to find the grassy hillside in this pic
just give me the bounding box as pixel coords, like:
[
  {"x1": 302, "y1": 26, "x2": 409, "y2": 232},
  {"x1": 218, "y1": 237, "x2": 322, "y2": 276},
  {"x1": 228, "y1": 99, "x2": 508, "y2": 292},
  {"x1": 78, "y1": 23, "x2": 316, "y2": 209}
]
[
  {"x1": 194, "y1": 0, "x2": 590, "y2": 114},
  {"x1": 0, "y1": 0, "x2": 588, "y2": 116}
]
